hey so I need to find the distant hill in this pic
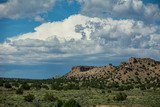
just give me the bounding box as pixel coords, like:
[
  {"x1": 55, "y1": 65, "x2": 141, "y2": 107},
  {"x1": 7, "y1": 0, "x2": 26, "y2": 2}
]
[{"x1": 64, "y1": 57, "x2": 160, "y2": 83}]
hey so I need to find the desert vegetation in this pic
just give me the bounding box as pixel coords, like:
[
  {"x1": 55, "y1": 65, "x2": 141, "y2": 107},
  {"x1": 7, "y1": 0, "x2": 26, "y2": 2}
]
[
  {"x1": 0, "y1": 58, "x2": 160, "y2": 107},
  {"x1": 0, "y1": 76, "x2": 160, "y2": 107}
]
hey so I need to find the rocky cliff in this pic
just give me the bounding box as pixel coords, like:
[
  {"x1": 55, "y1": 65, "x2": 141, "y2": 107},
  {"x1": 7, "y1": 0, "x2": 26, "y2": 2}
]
[{"x1": 64, "y1": 57, "x2": 160, "y2": 82}]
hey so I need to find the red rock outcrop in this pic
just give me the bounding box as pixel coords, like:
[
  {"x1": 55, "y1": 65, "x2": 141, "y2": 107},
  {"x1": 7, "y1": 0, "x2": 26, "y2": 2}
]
[
  {"x1": 64, "y1": 57, "x2": 160, "y2": 82},
  {"x1": 71, "y1": 66, "x2": 96, "y2": 72}
]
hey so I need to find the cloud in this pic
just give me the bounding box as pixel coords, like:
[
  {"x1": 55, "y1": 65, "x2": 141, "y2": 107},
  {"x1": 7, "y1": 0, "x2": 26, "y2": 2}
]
[
  {"x1": 0, "y1": 14, "x2": 160, "y2": 65},
  {"x1": 1, "y1": 0, "x2": 160, "y2": 23},
  {"x1": 0, "y1": 0, "x2": 56, "y2": 19},
  {"x1": 34, "y1": 15, "x2": 44, "y2": 22},
  {"x1": 77, "y1": 0, "x2": 160, "y2": 22}
]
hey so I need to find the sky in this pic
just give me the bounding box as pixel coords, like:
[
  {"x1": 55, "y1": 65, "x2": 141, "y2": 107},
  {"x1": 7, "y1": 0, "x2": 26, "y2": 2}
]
[{"x1": 0, "y1": 0, "x2": 160, "y2": 79}]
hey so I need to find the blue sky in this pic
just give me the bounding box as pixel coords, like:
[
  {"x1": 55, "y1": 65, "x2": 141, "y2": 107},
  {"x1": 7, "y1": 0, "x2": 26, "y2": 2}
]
[
  {"x1": 0, "y1": 0, "x2": 160, "y2": 79},
  {"x1": 0, "y1": 0, "x2": 80, "y2": 42}
]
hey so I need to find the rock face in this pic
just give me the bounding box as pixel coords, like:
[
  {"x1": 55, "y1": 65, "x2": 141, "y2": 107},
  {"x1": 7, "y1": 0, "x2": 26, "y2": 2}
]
[
  {"x1": 128, "y1": 57, "x2": 159, "y2": 65},
  {"x1": 65, "y1": 64, "x2": 116, "y2": 78},
  {"x1": 64, "y1": 57, "x2": 160, "y2": 82},
  {"x1": 71, "y1": 66, "x2": 96, "y2": 72},
  {"x1": 128, "y1": 57, "x2": 138, "y2": 63}
]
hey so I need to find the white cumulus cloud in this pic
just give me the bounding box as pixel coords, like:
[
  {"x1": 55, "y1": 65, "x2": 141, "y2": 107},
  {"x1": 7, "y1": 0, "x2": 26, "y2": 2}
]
[
  {"x1": 0, "y1": 14, "x2": 160, "y2": 65},
  {"x1": 77, "y1": 0, "x2": 160, "y2": 22},
  {"x1": 0, "y1": 0, "x2": 56, "y2": 19}
]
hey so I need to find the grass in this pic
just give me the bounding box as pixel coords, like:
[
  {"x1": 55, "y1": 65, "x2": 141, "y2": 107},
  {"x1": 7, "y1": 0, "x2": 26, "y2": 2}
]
[{"x1": 0, "y1": 87, "x2": 160, "y2": 107}]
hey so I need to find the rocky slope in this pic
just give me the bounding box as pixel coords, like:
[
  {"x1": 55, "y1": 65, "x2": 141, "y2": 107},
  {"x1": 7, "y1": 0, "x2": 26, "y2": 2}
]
[{"x1": 64, "y1": 57, "x2": 160, "y2": 82}]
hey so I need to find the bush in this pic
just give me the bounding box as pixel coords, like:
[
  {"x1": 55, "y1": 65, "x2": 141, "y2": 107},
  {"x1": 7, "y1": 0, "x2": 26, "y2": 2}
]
[
  {"x1": 51, "y1": 84, "x2": 63, "y2": 90},
  {"x1": 12, "y1": 82, "x2": 19, "y2": 87},
  {"x1": 118, "y1": 84, "x2": 134, "y2": 91},
  {"x1": 4, "y1": 82, "x2": 12, "y2": 88},
  {"x1": 140, "y1": 84, "x2": 146, "y2": 90},
  {"x1": 24, "y1": 94, "x2": 35, "y2": 102},
  {"x1": 63, "y1": 99, "x2": 81, "y2": 107},
  {"x1": 54, "y1": 99, "x2": 63, "y2": 107},
  {"x1": 107, "y1": 90, "x2": 112, "y2": 93},
  {"x1": 16, "y1": 88, "x2": 23, "y2": 95},
  {"x1": 117, "y1": 85, "x2": 125, "y2": 91},
  {"x1": 0, "y1": 80, "x2": 4, "y2": 86},
  {"x1": 31, "y1": 83, "x2": 42, "y2": 90},
  {"x1": 33, "y1": 100, "x2": 41, "y2": 107},
  {"x1": 114, "y1": 92, "x2": 127, "y2": 101},
  {"x1": 64, "y1": 83, "x2": 80, "y2": 90},
  {"x1": 21, "y1": 83, "x2": 30, "y2": 90},
  {"x1": 101, "y1": 90, "x2": 105, "y2": 94},
  {"x1": 43, "y1": 93, "x2": 57, "y2": 102},
  {"x1": 42, "y1": 85, "x2": 49, "y2": 90}
]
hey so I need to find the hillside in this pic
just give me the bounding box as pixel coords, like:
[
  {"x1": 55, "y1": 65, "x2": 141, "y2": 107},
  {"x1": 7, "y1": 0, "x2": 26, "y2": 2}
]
[
  {"x1": 1, "y1": 57, "x2": 160, "y2": 107},
  {"x1": 65, "y1": 57, "x2": 160, "y2": 83}
]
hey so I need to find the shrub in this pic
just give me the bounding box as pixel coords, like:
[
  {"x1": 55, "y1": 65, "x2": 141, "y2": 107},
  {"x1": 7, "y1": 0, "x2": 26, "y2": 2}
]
[
  {"x1": 135, "y1": 72, "x2": 139, "y2": 75},
  {"x1": 101, "y1": 90, "x2": 105, "y2": 94},
  {"x1": 118, "y1": 84, "x2": 134, "y2": 91},
  {"x1": 16, "y1": 88, "x2": 23, "y2": 95},
  {"x1": 125, "y1": 84, "x2": 134, "y2": 90},
  {"x1": 63, "y1": 99, "x2": 81, "y2": 107},
  {"x1": 54, "y1": 99, "x2": 63, "y2": 107},
  {"x1": 42, "y1": 85, "x2": 49, "y2": 90},
  {"x1": 118, "y1": 85, "x2": 125, "y2": 91},
  {"x1": 51, "y1": 84, "x2": 63, "y2": 90},
  {"x1": 0, "y1": 81, "x2": 3, "y2": 87},
  {"x1": 114, "y1": 92, "x2": 127, "y2": 101},
  {"x1": 21, "y1": 83, "x2": 30, "y2": 90},
  {"x1": 140, "y1": 85, "x2": 146, "y2": 90},
  {"x1": 31, "y1": 83, "x2": 42, "y2": 90},
  {"x1": 63, "y1": 83, "x2": 80, "y2": 90},
  {"x1": 12, "y1": 82, "x2": 19, "y2": 87},
  {"x1": 4, "y1": 82, "x2": 12, "y2": 88},
  {"x1": 33, "y1": 100, "x2": 41, "y2": 107},
  {"x1": 107, "y1": 90, "x2": 112, "y2": 93},
  {"x1": 24, "y1": 94, "x2": 35, "y2": 102},
  {"x1": 43, "y1": 93, "x2": 57, "y2": 102}
]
